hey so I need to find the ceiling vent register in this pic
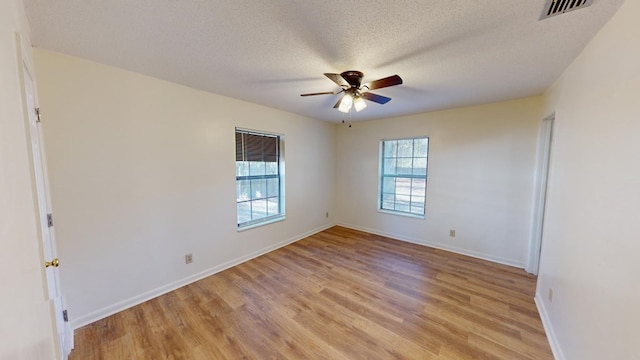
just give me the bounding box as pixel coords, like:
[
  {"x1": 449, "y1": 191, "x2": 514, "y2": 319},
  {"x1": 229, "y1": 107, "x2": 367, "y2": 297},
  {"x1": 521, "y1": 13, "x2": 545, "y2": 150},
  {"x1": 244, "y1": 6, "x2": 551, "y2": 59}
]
[{"x1": 541, "y1": 0, "x2": 593, "y2": 20}]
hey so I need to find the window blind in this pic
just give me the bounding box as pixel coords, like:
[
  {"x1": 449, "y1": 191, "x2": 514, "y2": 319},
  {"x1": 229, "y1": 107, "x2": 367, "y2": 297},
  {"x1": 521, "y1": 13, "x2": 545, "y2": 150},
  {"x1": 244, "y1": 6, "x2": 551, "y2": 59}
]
[{"x1": 235, "y1": 131, "x2": 279, "y2": 162}]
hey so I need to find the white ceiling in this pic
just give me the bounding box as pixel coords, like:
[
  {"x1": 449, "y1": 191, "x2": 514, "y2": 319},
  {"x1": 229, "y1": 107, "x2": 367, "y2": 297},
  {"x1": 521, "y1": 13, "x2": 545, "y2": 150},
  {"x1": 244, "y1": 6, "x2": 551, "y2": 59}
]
[{"x1": 24, "y1": 0, "x2": 623, "y2": 123}]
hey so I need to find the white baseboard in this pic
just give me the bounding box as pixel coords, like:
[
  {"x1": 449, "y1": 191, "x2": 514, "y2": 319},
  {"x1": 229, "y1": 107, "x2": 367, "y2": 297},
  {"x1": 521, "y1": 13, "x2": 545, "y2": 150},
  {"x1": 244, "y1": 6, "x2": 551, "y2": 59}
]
[
  {"x1": 338, "y1": 222, "x2": 524, "y2": 269},
  {"x1": 535, "y1": 293, "x2": 564, "y2": 360},
  {"x1": 71, "y1": 223, "x2": 335, "y2": 330}
]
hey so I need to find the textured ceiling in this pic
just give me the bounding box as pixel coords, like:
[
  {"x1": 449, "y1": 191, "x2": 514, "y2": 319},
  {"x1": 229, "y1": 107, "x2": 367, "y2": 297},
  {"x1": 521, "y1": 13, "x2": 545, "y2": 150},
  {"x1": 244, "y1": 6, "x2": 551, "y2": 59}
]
[{"x1": 24, "y1": 0, "x2": 623, "y2": 122}]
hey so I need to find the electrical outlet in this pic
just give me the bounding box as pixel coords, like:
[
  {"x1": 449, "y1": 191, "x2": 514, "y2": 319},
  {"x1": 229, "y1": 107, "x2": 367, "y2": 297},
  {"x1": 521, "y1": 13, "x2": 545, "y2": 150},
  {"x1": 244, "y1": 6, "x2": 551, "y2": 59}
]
[
  {"x1": 449, "y1": 229, "x2": 456, "y2": 237},
  {"x1": 548, "y1": 288, "x2": 553, "y2": 302},
  {"x1": 185, "y1": 253, "x2": 193, "y2": 264},
  {"x1": 325, "y1": 212, "x2": 329, "y2": 218}
]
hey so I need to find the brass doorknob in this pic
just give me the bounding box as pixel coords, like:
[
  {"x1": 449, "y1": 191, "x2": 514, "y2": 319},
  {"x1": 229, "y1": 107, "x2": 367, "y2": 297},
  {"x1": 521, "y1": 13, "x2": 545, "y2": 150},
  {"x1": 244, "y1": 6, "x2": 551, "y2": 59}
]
[{"x1": 45, "y1": 258, "x2": 60, "y2": 268}]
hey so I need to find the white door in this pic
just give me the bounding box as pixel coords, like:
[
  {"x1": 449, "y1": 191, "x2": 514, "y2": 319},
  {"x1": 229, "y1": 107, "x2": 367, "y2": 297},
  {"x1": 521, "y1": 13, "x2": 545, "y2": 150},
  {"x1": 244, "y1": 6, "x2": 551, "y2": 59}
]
[{"x1": 22, "y1": 55, "x2": 72, "y2": 359}]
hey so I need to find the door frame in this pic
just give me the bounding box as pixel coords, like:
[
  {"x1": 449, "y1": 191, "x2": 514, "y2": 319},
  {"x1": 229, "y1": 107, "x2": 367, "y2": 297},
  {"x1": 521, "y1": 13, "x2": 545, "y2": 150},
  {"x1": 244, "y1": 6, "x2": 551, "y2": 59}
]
[
  {"x1": 526, "y1": 113, "x2": 555, "y2": 275},
  {"x1": 16, "y1": 32, "x2": 72, "y2": 359}
]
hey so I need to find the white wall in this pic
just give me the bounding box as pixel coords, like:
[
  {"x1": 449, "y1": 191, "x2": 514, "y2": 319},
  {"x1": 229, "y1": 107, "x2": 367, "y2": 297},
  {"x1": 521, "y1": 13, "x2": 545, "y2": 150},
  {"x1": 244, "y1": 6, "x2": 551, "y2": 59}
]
[
  {"x1": 535, "y1": 1, "x2": 640, "y2": 359},
  {"x1": 335, "y1": 97, "x2": 541, "y2": 267},
  {"x1": 0, "y1": 0, "x2": 57, "y2": 359},
  {"x1": 34, "y1": 49, "x2": 335, "y2": 329}
]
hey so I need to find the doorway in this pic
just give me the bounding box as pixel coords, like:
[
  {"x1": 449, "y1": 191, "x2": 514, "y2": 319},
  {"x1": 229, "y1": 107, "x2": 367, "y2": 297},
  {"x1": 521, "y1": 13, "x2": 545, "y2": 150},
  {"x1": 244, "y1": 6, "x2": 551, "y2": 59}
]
[{"x1": 527, "y1": 114, "x2": 554, "y2": 275}]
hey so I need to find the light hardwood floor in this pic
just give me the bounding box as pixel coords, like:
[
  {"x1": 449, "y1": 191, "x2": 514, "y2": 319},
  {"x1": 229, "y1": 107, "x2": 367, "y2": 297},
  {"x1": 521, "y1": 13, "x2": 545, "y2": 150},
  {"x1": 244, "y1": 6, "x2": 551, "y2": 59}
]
[{"x1": 70, "y1": 226, "x2": 553, "y2": 359}]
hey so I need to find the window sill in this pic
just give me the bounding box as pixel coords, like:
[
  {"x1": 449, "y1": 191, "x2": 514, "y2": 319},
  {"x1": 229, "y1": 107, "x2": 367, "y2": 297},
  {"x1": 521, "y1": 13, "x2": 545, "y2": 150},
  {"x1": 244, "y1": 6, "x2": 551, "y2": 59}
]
[
  {"x1": 377, "y1": 209, "x2": 425, "y2": 220},
  {"x1": 237, "y1": 215, "x2": 286, "y2": 232}
]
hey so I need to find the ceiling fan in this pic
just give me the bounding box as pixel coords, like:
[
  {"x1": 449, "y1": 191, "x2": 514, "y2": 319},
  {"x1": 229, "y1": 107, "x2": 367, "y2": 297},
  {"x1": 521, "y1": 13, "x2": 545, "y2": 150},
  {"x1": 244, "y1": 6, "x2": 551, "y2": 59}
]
[{"x1": 301, "y1": 71, "x2": 403, "y2": 113}]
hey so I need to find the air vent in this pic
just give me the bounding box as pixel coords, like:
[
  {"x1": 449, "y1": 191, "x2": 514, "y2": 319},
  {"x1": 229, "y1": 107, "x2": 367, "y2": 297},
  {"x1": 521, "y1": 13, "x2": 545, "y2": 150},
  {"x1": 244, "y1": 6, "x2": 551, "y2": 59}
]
[{"x1": 541, "y1": 0, "x2": 593, "y2": 20}]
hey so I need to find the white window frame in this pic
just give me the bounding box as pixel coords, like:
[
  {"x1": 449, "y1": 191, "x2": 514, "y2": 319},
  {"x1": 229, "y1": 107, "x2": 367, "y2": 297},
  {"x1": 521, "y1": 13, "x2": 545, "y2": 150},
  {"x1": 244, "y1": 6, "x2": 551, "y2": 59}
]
[
  {"x1": 378, "y1": 136, "x2": 429, "y2": 219},
  {"x1": 235, "y1": 128, "x2": 285, "y2": 230}
]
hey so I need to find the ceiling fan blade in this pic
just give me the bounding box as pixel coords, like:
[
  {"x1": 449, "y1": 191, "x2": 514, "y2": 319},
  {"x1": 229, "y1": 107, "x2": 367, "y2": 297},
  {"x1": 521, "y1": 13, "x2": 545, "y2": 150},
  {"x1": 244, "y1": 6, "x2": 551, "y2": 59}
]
[
  {"x1": 362, "y1": 92, "x2": 391, "y2": 104},
  {"x1": 364, "y1": 74, "x2": 403, "y2": 90},
  {"x1": 300, "y1": 91, "x2": 337, "y2": 96},
  {"x1": 333, "y1": 97, "x2": 343, "y2": 109},
  {"x1": 324, "y1": 73, "x2": 350, "y2": 87}
]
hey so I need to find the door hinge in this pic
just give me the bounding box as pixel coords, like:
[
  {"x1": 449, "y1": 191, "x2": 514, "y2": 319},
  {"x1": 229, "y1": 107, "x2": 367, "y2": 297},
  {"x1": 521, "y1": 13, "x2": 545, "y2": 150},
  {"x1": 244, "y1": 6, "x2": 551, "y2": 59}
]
[
  {"x1": 35, "y1": 107, "x2": 42, "y2": 123},
  {"x1": 62, "y1": 310, "x2": 68, "y2": 322},
  {"x1": 47, "y1": 213, "x2": 54, "y2": 227}
]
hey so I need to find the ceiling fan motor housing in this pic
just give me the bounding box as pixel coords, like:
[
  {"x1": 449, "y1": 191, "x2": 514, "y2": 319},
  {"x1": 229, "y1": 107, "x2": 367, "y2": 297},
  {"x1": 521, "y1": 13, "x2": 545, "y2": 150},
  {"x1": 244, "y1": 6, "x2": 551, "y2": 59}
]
[{"x1": 340, "y1": 70, "x2": 364, "y2": 87}]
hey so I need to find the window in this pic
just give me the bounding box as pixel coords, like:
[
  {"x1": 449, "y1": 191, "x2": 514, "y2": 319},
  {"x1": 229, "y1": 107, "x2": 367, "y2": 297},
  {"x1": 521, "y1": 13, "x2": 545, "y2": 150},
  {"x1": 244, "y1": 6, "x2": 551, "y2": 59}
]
[
  {"x1": 379, "y1": 137, "x2": 429, "y2": 217},
  {"x1": 235, "y1": 128, "x2": 284, "y2": 229}
]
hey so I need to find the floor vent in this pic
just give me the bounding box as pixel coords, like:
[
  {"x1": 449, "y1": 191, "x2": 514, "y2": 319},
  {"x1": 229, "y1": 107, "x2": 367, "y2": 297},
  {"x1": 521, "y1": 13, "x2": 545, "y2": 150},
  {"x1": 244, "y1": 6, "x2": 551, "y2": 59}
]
[{"x1": 541, "y1": 0, "x2": 593, "y2": 20}]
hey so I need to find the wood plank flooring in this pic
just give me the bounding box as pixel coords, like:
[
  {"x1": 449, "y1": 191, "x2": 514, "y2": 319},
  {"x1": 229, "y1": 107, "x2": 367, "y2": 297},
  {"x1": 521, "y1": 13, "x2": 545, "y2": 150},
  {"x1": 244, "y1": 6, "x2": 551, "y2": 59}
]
[{"x1": 70, "y1": 226, "x2": 553, "y2": 359}]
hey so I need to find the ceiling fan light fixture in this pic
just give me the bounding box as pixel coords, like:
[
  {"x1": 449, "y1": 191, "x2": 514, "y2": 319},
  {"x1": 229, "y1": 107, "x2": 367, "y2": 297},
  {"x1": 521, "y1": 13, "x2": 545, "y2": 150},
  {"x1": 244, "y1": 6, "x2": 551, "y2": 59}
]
[
  {"x1": 338, "y1": 93, "x2": 353, "y2": 113},
  {"x1": 353, "y1": 96, "x2": 367, "y2": 112}
]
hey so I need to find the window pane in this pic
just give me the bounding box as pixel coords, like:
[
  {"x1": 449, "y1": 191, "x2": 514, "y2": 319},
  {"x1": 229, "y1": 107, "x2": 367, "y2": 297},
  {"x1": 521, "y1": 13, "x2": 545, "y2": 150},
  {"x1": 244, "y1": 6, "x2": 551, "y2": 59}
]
[
  {"x1": 395, "y1": 200, "x2": 410, "y2": 213},
  {"x1": 412, "y1": 158, "x2": 427, "y2": 176},
  {"x1": 397, "y1": 139, "x2": 413, "y2": 157},
  {"x1": 411, "y1": 178, "x2": 426, "y2": 196},
  {"x1": 414, "y1": 138, "x2": 428, "y2": 157},
  {"x1": 236, "y1": 180, "x2": 250, "y2": 201},
  {"x1": 381, "y1": 191, "x2": 395, "y2": 210},
  {"x1": 411, "y1": 204, "x2": 424, "y2": 215},
  {"x1": 395, "y1": 177, "x2": 411, "y2": 195},
  {"x1": 383, "y1": 158, "x2": 397, "y2": 175},
  {"x1": 265, "y1": 161, "x2": 278, "y2": 175},
  {"x1": 266, "y1": 178, "x2": 279, "y2": 197},
  {"x1": 382, "y1": 191, "x2": 395, "y2": 201},
  {"x1": 382, "y1": 177, "x2": 395, "y2": 194},
  {"x1": 237, "y1": 201, "x2": 251, "y2": 224},
  {"x1": 411, "y1": 195, "x2": 425, "y2": 207},
  {"x1": 383, "y1": 140, "x2": 397, "y2": 158},
  {"x1": 267, "y1": 197, "x2": 279, "y2": 215},
  {"x1": 251, "y1": 179, "x2": 266, "y2": 199},
  {"x1": 251, "y1": 199, "x2": 268, "y2": 219},
  {"x1": 249, "y1": 161, "x2": 265, "y2": 176},
  {"x1": 381, "y1": 199, "x2": 395, "y2": 210},
  {"x1": 397, "y1": 158, "x2": 412, "y2": 175},
  {"x1": 236, "y1": 161, "x2": 249, "y2": 176},
  {"x1": 396, "y1": 193, "x2": 410, "y2": 204}
]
